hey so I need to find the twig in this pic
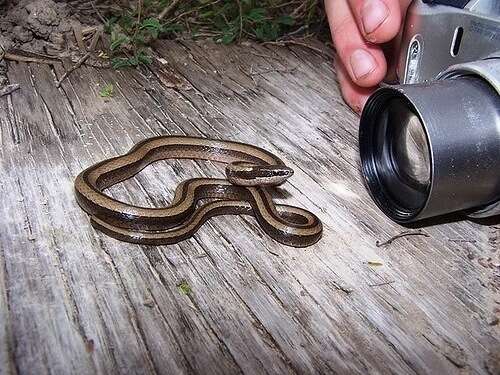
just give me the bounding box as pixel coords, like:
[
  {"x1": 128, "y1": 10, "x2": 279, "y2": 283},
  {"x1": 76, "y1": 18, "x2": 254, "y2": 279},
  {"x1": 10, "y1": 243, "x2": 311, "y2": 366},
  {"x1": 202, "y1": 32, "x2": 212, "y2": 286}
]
[
  {"x1": 73, "y1": 21, "x2": 87, "y2": 52},
  {"x1": 332, "y1": 281, "x2": 353, "y2": 294},
  {"x1": 90, "y1": 1, "x2": 106, "y2": 24},
  {"x1": 279, "y1": 25, "x2": 308, "y2": 40},
  {"x1": 57, "y1": 24, "x2": 102, "y2": 88},
  {"x1": 132, "y1": 0, "x2": 143, "y2": 47},
  {"x1": 169, "y1": 0, "x2": 221, "y2": 23},
  {"x1": 367, "y1": 280, "x2": 395, "y2": 287},
  {"x1": 158, "y1": 0, "x2": 182, "y2": 21},
  {"x1": 269, "y1": 0, "x2": 303, "y2": 9},
  {"x1": 0, "y1": 84, "x2": 20, "y2": 97},
  {"x1": 9, "y1": 48, "x2": 59, "y2": 59},
  {"x1": 82, "y1": 26, "x2": 98, "y2": 40},
  {"x1": 267, "y1": 250, "x2": 280, "y2": 257},
  {"x1": 190, "y1": 32, "x2": 219, "y2": 38},
  {"x1": 236, "y1": 0, "x2": 243, "y2": 42},
  {"x1": 56, "y1": 52, "x2": 91, "y2": 88},
  {"x1": 291, "y1": 1, "x2": 306, "y2": 17},
  {"x1": 3, "y1": 52, "x2": 60, "y2": 65},
  {"x1": 376, "y1": 230, "x2": 430, "y2": 247},
  {"x1": 88, "y1": 28, "x2": 103, "y2": 52}
]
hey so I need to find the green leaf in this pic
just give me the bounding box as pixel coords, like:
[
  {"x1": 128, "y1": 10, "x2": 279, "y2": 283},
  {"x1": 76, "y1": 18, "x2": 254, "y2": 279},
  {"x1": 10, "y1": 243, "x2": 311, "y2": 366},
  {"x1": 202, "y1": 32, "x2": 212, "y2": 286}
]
[
  {"x1": 221, "y1": 30, "x2": 236, "y2": 44},
  {"x1": 139, "y1": 18, "x2": 162, "y2": 39},
  {"x1": 199, "y1": 10, "x2": 215, "y2": 19},
  {"x1": 163, "y1": 23, "x2": 183, "y2": 34},
  {"x1": 246, "y1": 8, "x2": 266, "y2": 22},
  {"x1": 118, "y1": 13, "x2": 136, "y2": 32},
  {"x1": 110, "y1": 33, "x2": 130, "y2": 51},
  {"x1": 140, "y1": 17, "x2": 162, "y2": 31},
  {"x1": 255, "y1": 21, "x2": 279, "y2": 41},
  {"x1": 177, "y1": 280, "x2": 192, "y2": 295},
  {"x1": 136, "y1": 51, "x2": 152, "y2": 65},
  {"x1": 99, "y1": 83, "x2": 114, "y2": 98},
  {"x1": 111, "y1": 51, "x2": 152, "y2": 69},
  {"x1": 277, "y1": 15, "x2": 295, "y2": 26},
  {"x1": 111, "y1": 57, "x2": 133, "y2": 69},
  {"x1": 104, "y1": 16, "x2": 118, "y2": 34}
]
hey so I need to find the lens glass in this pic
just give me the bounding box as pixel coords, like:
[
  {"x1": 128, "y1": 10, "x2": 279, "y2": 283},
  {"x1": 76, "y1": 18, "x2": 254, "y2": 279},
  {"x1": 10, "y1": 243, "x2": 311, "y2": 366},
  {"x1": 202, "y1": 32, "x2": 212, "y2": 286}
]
[
  {"x1": 391, "y1": 104, "x2": 430, "y2": 189},
  {"x1": 373, "y1": 97, "x2": 431, "y2": 214}
]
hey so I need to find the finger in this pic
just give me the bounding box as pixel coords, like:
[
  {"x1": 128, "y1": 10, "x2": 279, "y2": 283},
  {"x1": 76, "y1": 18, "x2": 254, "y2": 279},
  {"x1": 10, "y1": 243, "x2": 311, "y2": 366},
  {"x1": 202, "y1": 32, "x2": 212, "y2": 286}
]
[
  {"x1": 381, "y1": 0, "x2": 413, "y2": 81},
  {"x1": 325, "y1": 0, "x2": 387, "y2": 87},
  {"x1": 335, "y1": 59, "x2": 374, "y2": 114},
  {"x1": 347, "y1": 0, "x2": 402, "y2": 43}
]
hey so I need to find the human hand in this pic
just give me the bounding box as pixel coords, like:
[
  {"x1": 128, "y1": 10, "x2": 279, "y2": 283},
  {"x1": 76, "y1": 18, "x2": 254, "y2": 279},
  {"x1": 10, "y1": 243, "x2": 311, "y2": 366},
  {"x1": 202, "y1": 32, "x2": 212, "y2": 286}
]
[{"x1": 325, "y1": 0, "x2": 412, "y2": 113}]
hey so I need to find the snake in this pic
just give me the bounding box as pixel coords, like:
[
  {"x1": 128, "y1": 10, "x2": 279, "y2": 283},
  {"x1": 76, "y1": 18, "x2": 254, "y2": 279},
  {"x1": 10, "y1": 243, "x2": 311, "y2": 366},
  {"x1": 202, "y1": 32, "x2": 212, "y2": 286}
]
[{"x1": 74, "y1": 136, "x2": 323, "y2": 247}]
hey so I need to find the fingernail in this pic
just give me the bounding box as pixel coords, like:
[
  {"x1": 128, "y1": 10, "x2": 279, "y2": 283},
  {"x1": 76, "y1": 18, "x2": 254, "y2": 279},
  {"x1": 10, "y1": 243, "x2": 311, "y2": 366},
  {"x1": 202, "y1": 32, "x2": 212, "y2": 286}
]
[
  {"x1": 362, "y1": 0, "x2": 389, "y2": 35},
  {"x1": 350, "y1": 49, "x2": 376, "y2": 79}
]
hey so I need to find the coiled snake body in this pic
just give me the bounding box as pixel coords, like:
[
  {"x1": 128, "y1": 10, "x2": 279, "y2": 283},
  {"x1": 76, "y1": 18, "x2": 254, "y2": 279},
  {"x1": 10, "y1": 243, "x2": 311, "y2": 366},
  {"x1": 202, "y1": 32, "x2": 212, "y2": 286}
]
[{"x1": 74, "y1": 136, "x2": 322, "y2": 247}]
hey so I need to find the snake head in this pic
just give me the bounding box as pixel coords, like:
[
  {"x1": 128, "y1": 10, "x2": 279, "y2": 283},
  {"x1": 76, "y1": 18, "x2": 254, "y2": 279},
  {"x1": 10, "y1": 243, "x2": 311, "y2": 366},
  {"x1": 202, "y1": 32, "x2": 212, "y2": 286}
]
[{"x1": 226, "y1": 161, "x2": 294, "y2": 186}]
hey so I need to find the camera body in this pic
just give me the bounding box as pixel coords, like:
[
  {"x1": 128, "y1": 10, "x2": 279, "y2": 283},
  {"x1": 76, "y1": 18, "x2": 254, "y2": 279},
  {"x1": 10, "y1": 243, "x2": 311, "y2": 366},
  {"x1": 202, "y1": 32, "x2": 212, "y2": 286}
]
[
  {"x1": 396, "y1": 0, "x2": 500, "y2": 84},
  {"x1": 358, "y1": 0, "x2": 500, "y2": 223}
]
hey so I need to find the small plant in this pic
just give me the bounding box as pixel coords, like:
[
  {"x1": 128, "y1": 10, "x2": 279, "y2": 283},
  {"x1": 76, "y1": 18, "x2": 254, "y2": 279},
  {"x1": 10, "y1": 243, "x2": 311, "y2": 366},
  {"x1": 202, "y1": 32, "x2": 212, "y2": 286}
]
[
  {"x1": 103, "y1": 1, "x2": 183, "y2": 69},
  {"x1": 177, "y1": 279, "x2": 192, "y2": 296},
  {"x1": 111, "y1": 51, "x2": 152, "y2": 69},
  {"x1": 99, "y1": 83, "x2": 114, "y2": 98},
  {"x1": 101, "y1": 1, "x2": 326, "y2": 69}
]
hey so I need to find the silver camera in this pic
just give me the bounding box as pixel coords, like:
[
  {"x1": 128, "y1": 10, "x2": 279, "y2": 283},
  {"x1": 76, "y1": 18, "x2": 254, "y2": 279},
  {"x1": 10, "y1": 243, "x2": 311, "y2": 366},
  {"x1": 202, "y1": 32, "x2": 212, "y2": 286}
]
[{"x1": 359, "y1": 0, "x2": 500, "y2": 223}]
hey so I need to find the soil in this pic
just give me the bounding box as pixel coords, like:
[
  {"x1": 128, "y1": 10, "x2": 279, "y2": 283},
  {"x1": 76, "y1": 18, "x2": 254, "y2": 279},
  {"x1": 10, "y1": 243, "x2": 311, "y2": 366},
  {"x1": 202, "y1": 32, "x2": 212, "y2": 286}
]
[
  {"x1": 0, "y1": 0, "x2": 101, "y2": 86},
  {"x1": 1, "y1": 0, "x2": 103, "y2": 51}
]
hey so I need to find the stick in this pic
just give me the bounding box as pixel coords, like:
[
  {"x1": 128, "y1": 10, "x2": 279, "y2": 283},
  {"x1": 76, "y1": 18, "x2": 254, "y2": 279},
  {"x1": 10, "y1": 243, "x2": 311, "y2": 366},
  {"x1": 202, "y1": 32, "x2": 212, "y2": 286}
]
[
  {"x1": 56, "y1": 52, "x2": 91, "y2": 88},
  {"x1": 73, "y1": 21, "x2": 87, "y2": 52},
  {"x1": 56, "y1": 24, "x2": 102, "y2": 88},
  {"x1": 3, "y1": 52, "x2": 60, "y2": 65},
  {"x1": 0, "y1": 84, "x2": 20, "y2": 97},
  {"x1": 367, "y1": 281, "x2": 395, "y2": 287},
  {"x1": 132, "y1": 0, "x2": 143, "y2": 42},
  {"x1": 88, "y1": 28, "x2": 103, "y2": 52},
  {"x1": 376, "y1": 230, "x2": 430, "y2": 247},
  {"x1": 236, "y1": 0, "x2": 243, "y2": 42},
  {"x1": 158, "y1": 0, "x2": 182, "y2": 21},
  {"x1": 90, "y1": 1, "x2": 106, "y2": 24}
]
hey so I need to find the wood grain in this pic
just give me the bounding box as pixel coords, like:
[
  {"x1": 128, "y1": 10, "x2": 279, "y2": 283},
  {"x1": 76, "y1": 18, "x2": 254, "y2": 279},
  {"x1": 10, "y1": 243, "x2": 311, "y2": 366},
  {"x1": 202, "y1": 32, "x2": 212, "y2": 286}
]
[{"x1": 0, "y1": 39, "x2": 498, "y2": 375}]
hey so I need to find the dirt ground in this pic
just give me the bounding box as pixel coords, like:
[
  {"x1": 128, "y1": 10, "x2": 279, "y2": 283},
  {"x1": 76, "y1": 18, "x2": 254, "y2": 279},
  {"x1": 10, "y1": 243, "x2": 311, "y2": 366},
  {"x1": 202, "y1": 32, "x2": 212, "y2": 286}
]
[
  {"x1": 1, "y1": 0, "x2": 101, "y2": 50},
  {"x1": 0, "y1": 0, "x2": 100, "y2": 85}
]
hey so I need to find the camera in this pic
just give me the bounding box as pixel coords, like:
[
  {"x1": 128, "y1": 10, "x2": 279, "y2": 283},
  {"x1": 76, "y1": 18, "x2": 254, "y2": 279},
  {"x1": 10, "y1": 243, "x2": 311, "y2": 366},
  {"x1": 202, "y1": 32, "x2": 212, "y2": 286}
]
[{"x1": 359, "y1": 0, "x2": 500, "y2": 223}]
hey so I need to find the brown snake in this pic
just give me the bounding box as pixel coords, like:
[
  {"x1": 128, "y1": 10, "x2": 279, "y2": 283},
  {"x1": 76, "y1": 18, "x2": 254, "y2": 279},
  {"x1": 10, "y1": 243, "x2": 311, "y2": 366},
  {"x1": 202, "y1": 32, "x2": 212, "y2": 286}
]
[{"x1": 74, "y1": 136, "x2": 323, "y2": 247}]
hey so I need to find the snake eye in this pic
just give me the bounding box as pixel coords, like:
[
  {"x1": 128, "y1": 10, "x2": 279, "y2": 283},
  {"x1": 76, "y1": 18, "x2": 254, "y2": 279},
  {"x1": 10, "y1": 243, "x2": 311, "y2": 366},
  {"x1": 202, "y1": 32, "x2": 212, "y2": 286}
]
[{"x1": 272, "y1": 166, "x2": 294, "y2": 178}]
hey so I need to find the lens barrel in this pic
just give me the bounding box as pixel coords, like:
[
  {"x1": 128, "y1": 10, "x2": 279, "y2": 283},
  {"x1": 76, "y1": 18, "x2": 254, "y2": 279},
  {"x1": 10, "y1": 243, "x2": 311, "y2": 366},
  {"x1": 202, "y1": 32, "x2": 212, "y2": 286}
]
[{"x1": 359, "y1": 71, "x2": 500, "y2": 223}]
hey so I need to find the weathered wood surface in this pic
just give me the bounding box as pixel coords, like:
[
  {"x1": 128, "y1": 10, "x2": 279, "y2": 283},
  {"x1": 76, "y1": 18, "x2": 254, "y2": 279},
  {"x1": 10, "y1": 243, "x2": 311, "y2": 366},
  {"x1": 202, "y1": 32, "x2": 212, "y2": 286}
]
[{"x1": 0, "y1": 39, "x2": 499, "y2": 375}]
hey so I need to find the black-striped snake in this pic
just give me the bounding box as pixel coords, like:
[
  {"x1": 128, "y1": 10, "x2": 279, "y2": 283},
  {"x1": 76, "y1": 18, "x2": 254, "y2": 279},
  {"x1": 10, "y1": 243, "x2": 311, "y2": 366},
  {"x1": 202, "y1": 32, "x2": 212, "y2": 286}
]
[{"x1": 74, "y1": 136, "x2": 322, "y2": 247}]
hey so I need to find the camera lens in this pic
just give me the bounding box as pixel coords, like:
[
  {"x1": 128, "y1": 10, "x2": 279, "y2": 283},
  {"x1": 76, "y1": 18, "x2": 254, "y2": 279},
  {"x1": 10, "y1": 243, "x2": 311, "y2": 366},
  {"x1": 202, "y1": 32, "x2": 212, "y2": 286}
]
[
  {"x1": 361, "y1": 93, "x2": 431, "y2": 220},
  {"x1": 376, "y1": 97, "x2": 431, "y2": 213},
  {"x1": 360, "y1": 74, "x2": 500, "y2": 223}
]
